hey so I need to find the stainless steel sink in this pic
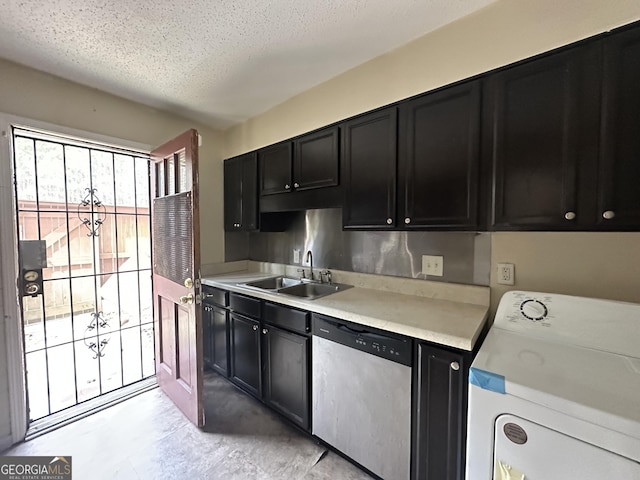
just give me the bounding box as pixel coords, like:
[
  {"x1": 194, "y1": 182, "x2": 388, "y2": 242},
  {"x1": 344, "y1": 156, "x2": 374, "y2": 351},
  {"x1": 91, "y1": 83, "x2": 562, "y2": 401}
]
[
  {"x1": 242, "y1": 276, "x2": 303, "y2": 291},
  {"x1": 277, "y1": 282, "x2": 352, "y2": 300}
]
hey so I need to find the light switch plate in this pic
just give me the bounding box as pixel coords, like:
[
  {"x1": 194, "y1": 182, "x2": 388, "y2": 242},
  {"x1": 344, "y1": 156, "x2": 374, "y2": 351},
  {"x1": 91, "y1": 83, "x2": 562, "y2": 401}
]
[
  {"x1": 293, "y1": 249, "x2": 300, "y2": 264},
  {"x1": 422, "y1": 255, "x2": 443, "y2": 276}
]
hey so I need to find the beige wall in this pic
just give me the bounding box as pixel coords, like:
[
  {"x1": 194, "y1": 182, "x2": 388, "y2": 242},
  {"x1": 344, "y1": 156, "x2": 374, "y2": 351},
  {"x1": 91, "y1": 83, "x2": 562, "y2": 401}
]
[
  {"x1": 491, "y1": 233, "x2": 640, "y2": 313},
  {"x1": 225, "y1": 0, "x2": 640, "y2": 155}
]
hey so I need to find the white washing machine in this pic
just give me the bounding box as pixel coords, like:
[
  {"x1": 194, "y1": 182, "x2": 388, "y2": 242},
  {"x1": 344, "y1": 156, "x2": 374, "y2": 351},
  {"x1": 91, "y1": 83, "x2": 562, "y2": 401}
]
[{"x1": 465, "y1": 291, "x2": 640, "y2": 480}]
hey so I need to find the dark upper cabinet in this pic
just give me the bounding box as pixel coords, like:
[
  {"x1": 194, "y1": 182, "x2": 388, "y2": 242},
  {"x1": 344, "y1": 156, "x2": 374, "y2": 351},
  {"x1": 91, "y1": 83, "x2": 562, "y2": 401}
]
[
  {"x1": 399, "y1": 81, "x2": 481, "y2": 229},
  {"x1": 488, "y1": 44, "x2": 601, "y2": 229},
  {"x1": 259, "y1": 128, "x2": 339, "y2": 198},
  {"x1": 230, "y1": 313, "x2": 262, "y2": 398},
  {"x1": 224, "y1": 152, "x2": 258, "y2": 231},
  {"x1": 413, "y1": 343, "x2": 470, "y2": 480},
  {"x1": 294, "y1": 127, "x2": 339, "y2": 191},
  {"x1": 259, "y1": 142, "x2": 293, "y2": 196},
  {"x1": 262, "y1": 324, "x2": 310, "y2": 430},
  {"x1": 342, "y1": 107, "x2": 398, "y2": 229},
  {"x1": 598, "y1": 28, "x2": 640, "y2": 228}
]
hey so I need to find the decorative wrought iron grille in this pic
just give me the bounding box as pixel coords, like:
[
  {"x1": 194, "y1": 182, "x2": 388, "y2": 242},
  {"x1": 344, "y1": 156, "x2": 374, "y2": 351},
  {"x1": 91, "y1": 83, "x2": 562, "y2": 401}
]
[{"x1": 12, "y1": 127, "x2": 155, "y2": 421}]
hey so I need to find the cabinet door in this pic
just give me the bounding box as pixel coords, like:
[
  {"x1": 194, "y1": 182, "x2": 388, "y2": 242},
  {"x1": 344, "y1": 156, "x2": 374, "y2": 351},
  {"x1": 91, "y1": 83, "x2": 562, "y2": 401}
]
[
  {"x1": 399, "y1": 81, "x2": 480, "y2": 229},
  {"x1": 293, "y1": 127, "x2": 339, "y2": 191},
  {"x1": 202, "y1": 305, "x2": 214, "y2": 369},
  {"x1": 599, "y1": 29, "x2": 640, "y2": 228},
  {"x1": 413, "y1": 344, "x2": 467, "y2": 480},
  {"x1": 224, "y1": 152, "x2": 258, "y2": 231},
  {"x1": 489, "y1": 44, "x2": 601, "y2": 229},
  {"x1": 262, "y1": 325, "x2": 310, "y2": 430},
  {"x1": 259, "y1": 142, "x2": 293, "y2": 196},
  {"x1": 211, "y1": 305, "x2": 229, "y2": 377},
  {"x1": 241, "y1": 152, "x2": 258, "y2": 230},
  {"x1": 230, "y1": 313, "x2": 261, "y2": 397},
  {"x1": 342, "y1": 108, "x2": 398, "y2": 228},
  {"x1": 223, "y1": 156, "x2": 242, "y2": 230}
]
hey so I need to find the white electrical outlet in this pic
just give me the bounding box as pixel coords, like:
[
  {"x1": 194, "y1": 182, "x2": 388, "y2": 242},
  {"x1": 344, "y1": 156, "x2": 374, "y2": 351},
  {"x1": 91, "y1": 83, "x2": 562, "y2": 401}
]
[
  {"x1": 497, "y1": 263, "x2": 515, "y2": 285},
  {"x1": 293, "y1": 249, "x2": 300, "y2": 264},
  {"x1": 422, "y1": 255, "x2": 444, "y2": 276}
]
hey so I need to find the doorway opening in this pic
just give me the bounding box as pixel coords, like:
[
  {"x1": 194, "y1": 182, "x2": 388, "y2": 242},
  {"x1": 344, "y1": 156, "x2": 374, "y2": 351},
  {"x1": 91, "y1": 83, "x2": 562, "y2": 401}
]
[{"x1": 12, "y1": 126, "x2": 156, "y2": 434}]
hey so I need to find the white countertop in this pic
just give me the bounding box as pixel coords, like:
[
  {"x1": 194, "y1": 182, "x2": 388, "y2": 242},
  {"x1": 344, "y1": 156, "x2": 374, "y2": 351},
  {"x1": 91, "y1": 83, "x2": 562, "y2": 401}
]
[{"x1": 202, "y1": 271, "x2": 489, "y2": 351}]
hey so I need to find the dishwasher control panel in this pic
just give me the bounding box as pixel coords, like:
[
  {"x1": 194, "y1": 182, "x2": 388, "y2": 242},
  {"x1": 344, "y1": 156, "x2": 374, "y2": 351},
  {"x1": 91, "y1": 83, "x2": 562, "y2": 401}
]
[{"x1": 312, "y1": 314, "x2": 413, "y2": 366}]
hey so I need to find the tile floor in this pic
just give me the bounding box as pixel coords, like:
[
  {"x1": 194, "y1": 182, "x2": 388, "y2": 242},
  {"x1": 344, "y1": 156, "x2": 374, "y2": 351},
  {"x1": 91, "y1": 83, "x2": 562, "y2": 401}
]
[{"x1": 4, "y1": 372, "x2": 373, "y2": 479}]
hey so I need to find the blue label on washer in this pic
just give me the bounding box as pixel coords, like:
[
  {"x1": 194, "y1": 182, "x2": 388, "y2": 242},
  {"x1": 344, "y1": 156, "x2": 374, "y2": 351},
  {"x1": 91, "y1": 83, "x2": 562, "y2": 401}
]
[{"x1": 469, "y1": 367, "x2": 506, "y2": 394}]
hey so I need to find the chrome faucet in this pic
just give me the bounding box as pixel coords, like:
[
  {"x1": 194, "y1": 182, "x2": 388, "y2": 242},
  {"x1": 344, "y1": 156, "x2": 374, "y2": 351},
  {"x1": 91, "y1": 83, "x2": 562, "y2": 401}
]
[{"x1": 306, "y1": 250, "x2": 313, "y2": 281}]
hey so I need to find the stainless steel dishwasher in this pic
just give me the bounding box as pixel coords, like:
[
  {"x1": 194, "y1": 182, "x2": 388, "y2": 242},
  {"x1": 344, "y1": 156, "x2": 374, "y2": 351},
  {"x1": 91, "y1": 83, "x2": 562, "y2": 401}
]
[{"x1": 312, "y1": 314, "x2": 413, "y2": 480}]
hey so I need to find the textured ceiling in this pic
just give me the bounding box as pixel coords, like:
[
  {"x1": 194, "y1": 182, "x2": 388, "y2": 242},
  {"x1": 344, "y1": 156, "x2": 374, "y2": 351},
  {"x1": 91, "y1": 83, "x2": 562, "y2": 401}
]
[{"x1": 0, "y1": 0, "x2": 496, "y2": 129}]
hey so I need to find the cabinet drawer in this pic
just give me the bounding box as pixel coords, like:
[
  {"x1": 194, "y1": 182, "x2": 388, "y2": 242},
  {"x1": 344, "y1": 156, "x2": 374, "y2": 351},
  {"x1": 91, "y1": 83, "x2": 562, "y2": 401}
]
[
  {"x1": 229, "y1": 293, "x2": 261, "y2": 319},
  {"x1": 203, "y1": 286, "x2": 228, "y2": 307},
  {"x1": 264, "y1": 302, "x2": 310, "y2": 335}
]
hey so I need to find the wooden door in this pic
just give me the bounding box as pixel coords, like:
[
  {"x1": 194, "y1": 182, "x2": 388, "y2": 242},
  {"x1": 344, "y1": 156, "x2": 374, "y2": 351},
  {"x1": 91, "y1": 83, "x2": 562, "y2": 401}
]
[
  {"x1": 399, "y1": 81, "x2": 481, "y2": 229},
  {"x1": 342, "y1": 107, "x2": 398, "y2": 229},
  {"x1": 150, "y1": 129, "x2": 204, "y2": 426}
]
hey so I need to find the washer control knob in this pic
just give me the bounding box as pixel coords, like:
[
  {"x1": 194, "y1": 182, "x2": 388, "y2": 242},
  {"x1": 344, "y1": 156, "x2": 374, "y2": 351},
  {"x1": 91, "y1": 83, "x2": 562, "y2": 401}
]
[{"x1": 520, "y1": 299, "x2": 548, "y2": 321}]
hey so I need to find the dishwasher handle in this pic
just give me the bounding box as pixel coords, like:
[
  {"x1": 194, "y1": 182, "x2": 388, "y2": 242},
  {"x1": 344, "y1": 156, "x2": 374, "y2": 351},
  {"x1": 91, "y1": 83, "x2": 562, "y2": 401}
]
[
  {"x1": 313, "y1": 314, "x2": 413, "y2": 366},
  {"x1": 337, "y1": 324, "x2": 397, "y2": 343}
]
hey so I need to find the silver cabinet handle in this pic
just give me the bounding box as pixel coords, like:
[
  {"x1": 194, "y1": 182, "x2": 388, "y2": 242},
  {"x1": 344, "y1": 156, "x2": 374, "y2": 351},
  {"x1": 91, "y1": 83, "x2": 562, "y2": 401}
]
[
  {"x1": 285, "y1": 184, "x2": 291, "y2": 190},
  {"x1": 293, "y1": 182, "x2": 300, "y2": 188},
  {"x1": 386, "y1": 218, "x2": 393, "y2": 225},
  {"x1": 602, "y1": 210, "x2": 615, "y2": 220},
  {"x1": 450, "y1": 361, "x2": 460, "y2": 371},
  {"x1": 404, "y1": 217, "x2": 411, "y2": 224},
  {"x1": 564, "y1": 211, "x2": 576, "y2": 220},
  {"x1": 252, "y1": 324, "x2": 258, "y2": 331},
  {"x1": 262, "y1": 328, "x2": 268, "y2": 334}
]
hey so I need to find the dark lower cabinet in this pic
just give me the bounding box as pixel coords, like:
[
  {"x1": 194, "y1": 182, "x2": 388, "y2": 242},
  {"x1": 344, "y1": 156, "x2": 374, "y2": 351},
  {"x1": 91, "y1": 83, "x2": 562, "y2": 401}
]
[
  {"x1": 203, "y1": 304, "x2": 214, "y2": 370},
  {"x1": 262, "y1": 324, "x2": 310, "y2": 430},
  {"x1": 230, "y1": 313, "x2": 262, "y2": 397},
  {"x1": 203, "y1": 287, "x2": 230, "y2": 377},
  {"x1": 413, "y1": 343, "x2": 470, "y2": 480},
  {"x1": 211, "y1": 305, "x2": 230, "y2": 376}
]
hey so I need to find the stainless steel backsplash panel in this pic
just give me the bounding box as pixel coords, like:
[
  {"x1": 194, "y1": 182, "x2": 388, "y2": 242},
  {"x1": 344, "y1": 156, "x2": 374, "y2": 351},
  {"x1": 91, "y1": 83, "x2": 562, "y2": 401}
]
[{"x1": 225, "y1": 208, "x2": 490, "y2": 286}]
